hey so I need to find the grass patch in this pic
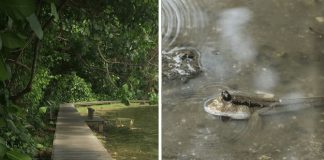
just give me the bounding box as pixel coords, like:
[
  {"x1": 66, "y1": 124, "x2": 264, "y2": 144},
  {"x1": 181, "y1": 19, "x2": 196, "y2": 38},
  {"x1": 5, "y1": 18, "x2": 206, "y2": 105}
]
[{"x1": 77, "y1": 103, "x2": 158, "y2": 160}]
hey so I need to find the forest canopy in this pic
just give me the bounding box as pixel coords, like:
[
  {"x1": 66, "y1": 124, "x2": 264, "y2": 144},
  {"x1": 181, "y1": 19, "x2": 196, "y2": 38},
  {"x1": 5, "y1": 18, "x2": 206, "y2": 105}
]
[{"x1": 0, "y1": 0, "x2": 158, "y2": 159}]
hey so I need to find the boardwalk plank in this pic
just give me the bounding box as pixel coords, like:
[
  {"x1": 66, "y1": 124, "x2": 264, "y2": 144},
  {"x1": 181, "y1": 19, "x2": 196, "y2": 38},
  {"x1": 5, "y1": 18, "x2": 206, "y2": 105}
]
[{"x1": 53, "y1": 103, "x2": 112, "y2": 160}]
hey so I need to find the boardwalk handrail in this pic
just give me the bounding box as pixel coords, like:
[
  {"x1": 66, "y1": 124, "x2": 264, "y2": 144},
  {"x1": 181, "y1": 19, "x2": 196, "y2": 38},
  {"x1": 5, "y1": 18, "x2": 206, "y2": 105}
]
[{"x1": 75, "y1": 100, "x2": 150, "y2": 106}]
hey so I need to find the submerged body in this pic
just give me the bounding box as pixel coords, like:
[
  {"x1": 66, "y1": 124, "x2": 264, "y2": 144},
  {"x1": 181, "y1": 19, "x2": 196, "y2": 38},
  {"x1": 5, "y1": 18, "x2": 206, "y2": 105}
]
[{"x1": 204, "y1": 90, "x2": 324, "y2": 120}]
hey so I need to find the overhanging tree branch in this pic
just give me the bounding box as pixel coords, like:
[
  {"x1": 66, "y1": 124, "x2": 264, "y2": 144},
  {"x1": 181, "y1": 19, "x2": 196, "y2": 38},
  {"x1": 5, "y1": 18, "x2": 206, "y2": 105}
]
[
  {"x1": 6, "y1": 59, "x2": 31, "y2": 71},
  {"x1": 9, "y1": 0, "x2": 68, "y2": 101},
  {"x1": 10, "y1": 40, "x2": 40, "y2": 101},
  {"x1": 13, "y1": 0, "x2": 68, "y2": 61},
  {"x1": 97, "y1": 45, "x2": 117, "y2": 88}
]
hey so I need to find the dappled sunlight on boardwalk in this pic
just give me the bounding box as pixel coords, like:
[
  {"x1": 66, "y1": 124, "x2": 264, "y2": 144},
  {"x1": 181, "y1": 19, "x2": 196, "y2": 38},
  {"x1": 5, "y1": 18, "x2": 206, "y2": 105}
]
[{"x1": 53, "y1": 103, "x2": 112, "y2": 160}]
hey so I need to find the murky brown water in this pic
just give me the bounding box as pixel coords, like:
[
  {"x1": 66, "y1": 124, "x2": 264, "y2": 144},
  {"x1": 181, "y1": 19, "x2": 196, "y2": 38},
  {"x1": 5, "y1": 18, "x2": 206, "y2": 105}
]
[{"x1": 162, "y1": 0, "x2": 324, "y2": 159}]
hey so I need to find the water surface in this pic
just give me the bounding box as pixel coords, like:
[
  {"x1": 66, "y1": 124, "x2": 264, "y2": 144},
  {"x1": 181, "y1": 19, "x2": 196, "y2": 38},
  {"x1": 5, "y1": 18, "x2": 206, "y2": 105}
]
[{"x1": 162, "y1": 0, "x2": 324, "y2": 159}]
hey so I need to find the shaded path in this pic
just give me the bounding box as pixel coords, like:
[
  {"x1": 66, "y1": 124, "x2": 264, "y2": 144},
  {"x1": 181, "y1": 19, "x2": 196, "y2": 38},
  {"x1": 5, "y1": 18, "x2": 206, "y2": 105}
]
[{"x1": 52, "y1": 103, "x2": 112, "y2": 160}]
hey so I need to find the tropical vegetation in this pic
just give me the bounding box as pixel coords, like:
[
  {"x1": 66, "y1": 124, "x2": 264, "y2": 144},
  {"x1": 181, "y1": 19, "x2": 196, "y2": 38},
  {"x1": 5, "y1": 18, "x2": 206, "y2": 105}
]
[{"x1": 0, "y1": 0, "x2": 157, "y2": 159}]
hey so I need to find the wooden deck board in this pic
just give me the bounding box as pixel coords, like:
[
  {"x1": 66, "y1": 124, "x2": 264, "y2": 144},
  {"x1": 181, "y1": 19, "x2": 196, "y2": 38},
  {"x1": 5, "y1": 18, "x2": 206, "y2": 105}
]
[{"x1": 52, "y1": 103, "x2": 112, "y2": 160}]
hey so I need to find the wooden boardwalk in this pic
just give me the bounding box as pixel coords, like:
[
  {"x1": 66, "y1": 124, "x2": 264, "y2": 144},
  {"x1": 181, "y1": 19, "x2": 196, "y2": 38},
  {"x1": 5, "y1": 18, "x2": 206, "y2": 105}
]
[{"x1": 52, "y1": 103, "x2": 112, "y2": 160}]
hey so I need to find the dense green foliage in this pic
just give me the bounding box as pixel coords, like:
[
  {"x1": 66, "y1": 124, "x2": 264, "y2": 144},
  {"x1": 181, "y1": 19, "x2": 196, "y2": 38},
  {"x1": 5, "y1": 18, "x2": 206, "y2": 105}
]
[
  {"x1": 23, "y1": 68, "x2": 53, "y2": 107},
  {"x1": 45, "y1": 73, "x2": 94, "y2": 103},
  {"x1": 0, "y1": 0, "x2": 158, "y2": 159}
]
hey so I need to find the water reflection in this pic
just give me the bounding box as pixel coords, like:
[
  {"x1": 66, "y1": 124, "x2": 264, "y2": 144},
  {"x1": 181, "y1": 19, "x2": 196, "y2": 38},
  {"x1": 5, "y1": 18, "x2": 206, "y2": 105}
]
[
  {"x1": 162, "y1": 0, "x2": 324, "y2": 159},
  {"x1": 219, "y1": 7, "x2": 257, "y2": 63},
  {"x1": 253, "y1": 68, "x2": 278, "y2": 91}
]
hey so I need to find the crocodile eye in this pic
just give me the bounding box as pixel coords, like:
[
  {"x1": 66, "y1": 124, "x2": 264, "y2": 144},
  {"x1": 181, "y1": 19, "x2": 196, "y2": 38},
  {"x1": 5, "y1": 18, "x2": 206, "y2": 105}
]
[{"x1": 221, "y1": 90, "x2": 232, "y2": 101}]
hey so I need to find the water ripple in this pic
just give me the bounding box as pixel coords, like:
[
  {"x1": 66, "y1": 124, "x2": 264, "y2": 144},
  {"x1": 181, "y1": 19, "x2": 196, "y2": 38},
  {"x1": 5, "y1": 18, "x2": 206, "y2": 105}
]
[{"x1": 162, "y1": 0, "x2": 208, "y2": 50}]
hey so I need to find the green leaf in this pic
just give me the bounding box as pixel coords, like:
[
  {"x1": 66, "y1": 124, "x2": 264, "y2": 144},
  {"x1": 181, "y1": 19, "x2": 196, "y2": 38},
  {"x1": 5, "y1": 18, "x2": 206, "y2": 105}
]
[
  {"x1": 51, "y1": 3, "x2": 59, "y2": 21},
  {"x1": 0, "y1": 119, "x2": 5, "y2": 128},
  {"x1": 39, "y1": 107, "x2": 47, "y2": 114},
  {"x1": 1, "y1": 32, "x2": 25, "y2": 49},
  {"x1": 6, "y1": 120, "x2": 18, "y2": 133},
  {"x1": 26, "y1": 14, "x2": 43, "y2": 39},
  {"x1": 0, "y1": 0, "x2": 36, "y2": 19},
  {"x1": 9, "y1": 104, "x2": 22, "y2": 115},
  {"x1": 19, "y1": 133, "x2": 29, "y2": 142},
  {"x1": 7, "y1": 17, "x2": 13, "y2": 29},
  {"x1": 0, "y1": 137, "x2": 5, "y2": 146},
  {"x1": 16, "y1": 33, "x2": 27, "y2": 40},
  {"x1": 5, "y1": 150, "x2": 31, "y2": 160},
  {"x1": 0, "y1": 56, "x2": 11, "y2": 81},
  {"x1": 7, "y1": 105, "x2": 18, "y2": 114},
  {"x1": 0, "y1": 137, "x2": 6, "y2": 158},
  {"x1": 36, "y1": 144, "x2": 44, "y2": 149},
  {"x1": 0, "y1": 35, "x2": 2, "y2": 50},
  {"x1": 0, "y1": 143, "x2": 6, "y2": 159}
]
